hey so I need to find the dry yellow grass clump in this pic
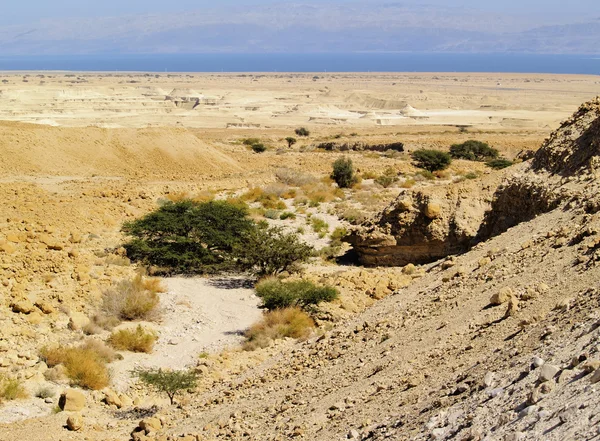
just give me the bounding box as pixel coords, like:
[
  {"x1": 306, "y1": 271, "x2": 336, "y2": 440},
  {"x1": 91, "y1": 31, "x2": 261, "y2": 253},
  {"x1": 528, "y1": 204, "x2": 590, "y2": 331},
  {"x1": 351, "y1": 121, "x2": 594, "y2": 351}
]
[
  {"x1": 102, "y1": 274, "x2": 164, "y2": 322},
  {"x1": 40, "y1": 340, "x2": 118, "y2": 390},
  {"x1": 0, "y1": 375, "x2": 27, "y2": 402},
  {"x1": 109, "y1": 325, "x2": 158, "y2": 353},
  {"x1": 243, "y1": 307, "x2": 315, "y2": 351}
]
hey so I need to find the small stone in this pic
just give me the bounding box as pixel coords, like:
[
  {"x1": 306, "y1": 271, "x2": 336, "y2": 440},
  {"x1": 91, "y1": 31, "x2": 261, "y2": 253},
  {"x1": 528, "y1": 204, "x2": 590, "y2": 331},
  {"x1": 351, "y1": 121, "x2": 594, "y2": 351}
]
[
  {"x1": 490, "y1": 288, "x2": 513, "y2": 305},
  {"x1": 66, "y1": 414, "x2": 83, "y2": 431},
  {"x1": 518, "y1": 405, "x2": 538, "y2": 418},
  {"x1": 483, "y1": 372, "x2": 495, "y2": 388},
  {"x1": 424, "y1": 203, "x2": 442, "y2": 219},
  {"x1": 11, "y1": 300, "x2": 35, "y2": 314},
  {"x1": 140, "y1": 417, "x2": 162, "y2": 434},
  {"x1": 539, "y1": 364, "x2": 560, "y2": 382},
  {"x1": 532, "y1": 357, "x2": 545, "y2": 368},
  {"x1": 348, "y1": 429, "x2": 360, "y2": 439},
  {"x1": 589, "y1": 369, "x2": 600, "y2": 384},
  {"x1": 68, "y1": 312, "x2": 90, "y2": 331},
  {"x1": 104, "y1": 388, "x2": 123, "y2": 408}
]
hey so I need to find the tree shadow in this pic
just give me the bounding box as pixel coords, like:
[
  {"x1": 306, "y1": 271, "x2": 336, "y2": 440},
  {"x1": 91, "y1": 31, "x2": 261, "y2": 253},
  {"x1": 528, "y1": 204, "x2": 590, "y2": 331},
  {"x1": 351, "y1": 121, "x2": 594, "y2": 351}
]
[{"x1": 207, "y1": 278, "x2": 255, "y2": 290}]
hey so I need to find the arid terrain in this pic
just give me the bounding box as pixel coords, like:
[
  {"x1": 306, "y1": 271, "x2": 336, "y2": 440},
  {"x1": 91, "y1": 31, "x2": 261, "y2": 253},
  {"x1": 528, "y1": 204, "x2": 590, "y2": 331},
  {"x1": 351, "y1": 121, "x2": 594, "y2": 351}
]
[{"x1": 0, "y1": 72, "x2": 599, "y2": 441}]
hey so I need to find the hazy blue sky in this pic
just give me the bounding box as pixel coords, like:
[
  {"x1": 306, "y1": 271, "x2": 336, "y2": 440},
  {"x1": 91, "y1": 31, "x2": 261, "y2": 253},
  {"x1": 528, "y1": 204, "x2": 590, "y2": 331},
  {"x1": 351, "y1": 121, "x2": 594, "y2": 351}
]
[{"x1": 2, "y1": 0, "x2": 596, "y2": 21}]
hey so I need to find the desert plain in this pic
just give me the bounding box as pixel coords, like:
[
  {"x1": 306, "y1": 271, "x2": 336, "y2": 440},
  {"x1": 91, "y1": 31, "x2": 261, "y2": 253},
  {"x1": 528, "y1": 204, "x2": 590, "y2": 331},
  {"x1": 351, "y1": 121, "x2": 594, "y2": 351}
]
[{"x1": 0, "y1": 71, "x2": 600, "y2": 441}]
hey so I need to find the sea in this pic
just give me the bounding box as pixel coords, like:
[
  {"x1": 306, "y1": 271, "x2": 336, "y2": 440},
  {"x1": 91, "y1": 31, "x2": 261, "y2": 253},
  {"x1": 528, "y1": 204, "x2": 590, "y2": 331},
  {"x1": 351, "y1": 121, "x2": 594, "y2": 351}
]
[{"x1": 0, "y1": 53, "x2": 598, "y2": 75}]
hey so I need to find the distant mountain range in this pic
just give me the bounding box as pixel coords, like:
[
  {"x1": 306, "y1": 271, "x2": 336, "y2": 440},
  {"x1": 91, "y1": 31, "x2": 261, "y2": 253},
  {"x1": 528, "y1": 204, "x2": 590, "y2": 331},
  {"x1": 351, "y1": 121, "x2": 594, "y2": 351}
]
[{"x1": 0, "y1": 2, "x2": 598, "y2": 55}]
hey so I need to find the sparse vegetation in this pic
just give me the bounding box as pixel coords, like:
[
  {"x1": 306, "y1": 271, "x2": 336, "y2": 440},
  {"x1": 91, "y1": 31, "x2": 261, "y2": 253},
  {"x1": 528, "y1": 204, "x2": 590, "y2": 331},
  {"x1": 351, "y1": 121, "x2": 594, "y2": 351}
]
[
  {"x1": 40, "y1": 343, "x2": 112, "y2": 390},
  {"x1": 109, "y1": 325, "x2": 158, "y2": 353},
  {"x1": 236, "y1": 224, "x2": 313, "y2": 276},
  {"x1": 243, "y1": 307, "x2": 315, "y2": 351},
  {"x1": 285, "y1": 137, "x2": 297, "y2": 148},
  {"x1": 255, "y1": 278, "x2": 339, "y2": 311},
  {"x1": 251, "y1": 143, "x2": 267, "y2": 153},
  {"x1": 0, "y1": 376, "x2": 27, "y2": 402},
  {"x1": 375, "y1": 167, "x2": 399, "y2": 188},
  {"x1": 280, "y1": 211, "x2": 296, "y2": 220},
  {"x1": 450, "y1": 140, "x2": 499, "y2": 161},
  {"x1": 133, "y1": 368, "x2": 198, "y2": 405},
  {"x1": 411, "y1": 149, "x2": 452, "y2": 172},
  {"x1": 102, "y1": 274, "x2": 163, "y2": 322},
  {"x1": 295, "y1": 127, "x2": 310, "y2": 137},
  {"x1": 331, "y1": 157, "x2": 358, "y2": 188},
  {"x1": 486, "y1": 158, "x2": 514, "y2": 169}
]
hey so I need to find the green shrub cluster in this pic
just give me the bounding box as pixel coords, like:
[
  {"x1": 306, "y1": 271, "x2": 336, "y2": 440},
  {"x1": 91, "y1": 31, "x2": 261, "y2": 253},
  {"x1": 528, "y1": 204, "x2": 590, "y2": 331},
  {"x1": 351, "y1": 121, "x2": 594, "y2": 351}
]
[
  {"x1": 411, "y1": 149, "x2": 452, "y2": 172},
  {"x1": 331, "y1": 157, "x2": 358, "y2": 188},
  {"x1": 255, "y1": 278, "x2": 339, "y2": 311},
  {"x1": 295, "y1": 127, "x2": 310, "y2": 137},
  {"x1": 375, "y1": 167, "x2": 399, "y2": 188},
  {"x1": 486, "y1": 158, "x2": 514, "y2": 169},
  {"x1": 450, "y1": 140, "x2": 499, "y2": 161}
]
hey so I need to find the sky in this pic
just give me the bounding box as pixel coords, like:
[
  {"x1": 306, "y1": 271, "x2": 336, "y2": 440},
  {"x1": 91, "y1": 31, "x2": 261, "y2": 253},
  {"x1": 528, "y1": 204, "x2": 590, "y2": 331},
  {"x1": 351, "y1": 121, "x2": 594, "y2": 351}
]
[{"x1": 0, "y1": 0, "x2": 596, "y2": 24}]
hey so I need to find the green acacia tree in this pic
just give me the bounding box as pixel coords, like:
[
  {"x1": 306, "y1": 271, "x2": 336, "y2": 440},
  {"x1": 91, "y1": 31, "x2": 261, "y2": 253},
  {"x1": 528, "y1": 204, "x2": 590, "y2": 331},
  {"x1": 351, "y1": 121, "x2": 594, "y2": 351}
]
[
  {"x1": 285, "y1": 137, "x2": 297, "y2": 148},
  {"x1": 133, "y1": 368, "x2": 197, "y2": 405},
  {"x1": 123, "y1": 200, "x2": 254, "y2": 274}
]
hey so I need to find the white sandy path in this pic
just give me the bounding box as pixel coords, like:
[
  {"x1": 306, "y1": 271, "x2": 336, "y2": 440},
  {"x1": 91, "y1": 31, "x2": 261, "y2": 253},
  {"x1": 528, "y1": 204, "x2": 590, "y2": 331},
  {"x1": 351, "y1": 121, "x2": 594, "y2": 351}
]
[{"x1": 110, "y1": 276, "x2": 262, "y2": 391}]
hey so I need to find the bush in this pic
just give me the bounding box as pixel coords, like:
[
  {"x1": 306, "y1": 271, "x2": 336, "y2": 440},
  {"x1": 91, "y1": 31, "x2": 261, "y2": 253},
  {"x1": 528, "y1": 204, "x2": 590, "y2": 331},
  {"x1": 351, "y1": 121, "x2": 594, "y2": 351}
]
[
  {"x1": 123, "y1": 200, "x2": 254, "y2": 274},
  {"x1": 243, "y1": 307, "x2": 315, "y2": 350},
  {"x1": 275, "y1": 168, "x2": 317, "y2": 187},
  {"x1": 486, "y1": 158, "x2": 514, "y2": 170},
  {"x1": 251, "y1": 143, "x2": 267, "y2": 153},
  {"x1": 295, "y1": 127, "x2": 310, "y2": 137},
  {"x1": 241, "y1": 138, "x2": 261, "y2": 146},
  {"x1": 35, "y1": 386, "x2": 55, "y2": 399},
  {"x1": 133, "y1": 368, "x2": 197, "y2": 405},
  {"x1": 109, "y1": 326, "x2": 158, "y2": 353},
  {"x1": 264, "y1": 209, "x2": 280, "y2": 220},
  {"x1": 375, "y1": 167, "x2": 399, "y2": 188},
  {"x1": 102, "y1": 274, "x2": 162, "y2": 322},
  {"x1": 450, "y1": 140, "x2": 499, "y2": 161},
  {"x1": 411, "y1": 149, "x2": 452, "y2": 172},
  {"x1": 310, "y1": 217, "x2": 329, "y2": 235},
  {"x1": 236, "y1": 225, "x2": 313, "y2": 276},
  {"x1": 40, "y1": 344, "x2": 111, "y2": 390},
  {"x1": 280, "y1": 211, "x2": 296, "y2": 220},
  {"x1": 0, "y1": 376, "x2": 27, "y2": 402},
  {"x1": 255, "y1": 278, "x2": 339, "y2": 311},
  {"x1": 331, "y1": 157, "x2": 358, "y2": 188}
]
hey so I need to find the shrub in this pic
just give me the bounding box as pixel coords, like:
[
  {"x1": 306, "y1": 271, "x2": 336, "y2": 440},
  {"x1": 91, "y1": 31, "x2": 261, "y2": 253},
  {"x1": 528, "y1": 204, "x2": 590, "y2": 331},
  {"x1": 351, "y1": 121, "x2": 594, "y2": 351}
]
[
  {"x1": 40, "y1": 344, "x2": 110, "y2": 390},
  {"x1": 255, "y1": 278, "x2": 339, "y2": 311},
  {"x1": 280, "y1": 211, "x2": 296, "y2": 220},
  {"x1": 331, "y1": 157, "x2": 358, "y2": 188},
  {"x1": 330, "y1": 227, "x2": 349, "y2": 242},
  {"x1": 401, "y1": 179, "x2": 416, "y2": 188},
  {"x1": 35, "y1": 386, "x2": 55, "y2": 399},
  {"x1": 450, "y1": 140, "x2": 499, "y2": 161},
  {"x1": 264, "y1": 209, "x2": 280, "y2": 220},
  {"x1": 486, "y1": 158, "x2": 514, "y2": 170},
  {"x1": 465, "y1": 172, "x2": 479, "y2": 179},
  {"x1": 102, "y1": 274, "x2": 162, "y2": 322},
  {"x1": 340, "y1": 208, "x2": 367, "y2": 225},
  {"x1": 251, "y1": 143, "x2": 267, "y2": 153},
  {"x1": 275, "y1": 168, "x2": 317, "y2": 187},
  {"x1": 295, "y1": 127, "x2": 310, "y2": 137},
  {"x1": 236, "y1": 225, "x2": 313, "y2": 276},
  {"x1": 242, "y1": 138, "x2": 261, "y2": 146},
  {"x1": 285, "y1": 137, "x2": 297, "y2": 148},
  {"x1": 310, "y1": 217, "x2": 329, "y2": 234},
  {"x1": 361, "y1": 170, "x2": 378, "y2": 180},
  {"x1": 375, "y1": 167, "x2": 399, "y2": 188},
  {"x1": 243, "y1": 307, "x2": 315, "y2": 351},
  {"x1": 109, "y1": 326, "x2": 158, "y2": 353},
  {"x1": 123, "y1": 200, "x2": 254, "y2": 274},
  {"x1": 0, "y1": 376, "x2": 27, "y2": 402},
  {"x1": 242, "y1": 188, "x2": 286, "y2": 210},
  {"x1": 411, "y1": 149, "x2": 452, "y2": 172},
  {"x1": 133, "y1": 368, "x2": 197, "y2": 405}
]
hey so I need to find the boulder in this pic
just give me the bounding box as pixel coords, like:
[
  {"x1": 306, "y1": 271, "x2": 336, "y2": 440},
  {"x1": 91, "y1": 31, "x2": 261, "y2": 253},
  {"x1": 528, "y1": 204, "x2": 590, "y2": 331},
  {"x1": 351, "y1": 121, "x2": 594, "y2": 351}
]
[
  {"x1": 66, "y1": 414, "x2": 83, "y2": 431},
  {"x1": 59, "y1": 389, "x2": 86, "y2": 412}
]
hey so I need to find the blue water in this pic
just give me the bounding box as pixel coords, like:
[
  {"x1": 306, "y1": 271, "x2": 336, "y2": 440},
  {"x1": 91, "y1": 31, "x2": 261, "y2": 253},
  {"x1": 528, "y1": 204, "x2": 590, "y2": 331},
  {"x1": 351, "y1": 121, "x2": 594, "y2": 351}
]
[{"x1": 0, "y1": 53, "x2": 598, "y2": 74}]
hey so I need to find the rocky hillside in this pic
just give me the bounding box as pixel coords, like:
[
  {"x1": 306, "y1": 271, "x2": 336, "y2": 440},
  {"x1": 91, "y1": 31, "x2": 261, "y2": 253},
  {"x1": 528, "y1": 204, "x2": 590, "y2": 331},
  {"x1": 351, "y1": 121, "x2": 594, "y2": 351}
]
[{"x1": 130, "y1": 97, "x2": 600, "y2": 440}]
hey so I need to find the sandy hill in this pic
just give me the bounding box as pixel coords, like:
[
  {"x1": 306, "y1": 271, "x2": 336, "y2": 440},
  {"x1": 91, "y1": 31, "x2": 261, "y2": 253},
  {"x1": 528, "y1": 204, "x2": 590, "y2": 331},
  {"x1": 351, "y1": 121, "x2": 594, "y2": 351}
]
[{"x1": 0, "y1": 122, "x2": 241, "y2": 179}]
